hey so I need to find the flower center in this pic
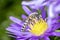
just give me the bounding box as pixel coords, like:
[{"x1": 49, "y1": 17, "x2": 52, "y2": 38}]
[
  {"x1": 29, "y1": 18, "x2": 48, "y2": 36},
  {"x1": 23, "y1": 12, "x2": 48, "y2": 36}
]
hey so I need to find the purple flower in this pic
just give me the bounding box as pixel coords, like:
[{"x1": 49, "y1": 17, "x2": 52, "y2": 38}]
[
  {"x1": 6, "y1": 0, "x2": 60, "y2": 40},
  {"x1": 22, "y1": 0, "x2": 50, "y2": 9},
  {"x1": 22, "y1": 0, "x2": 60, "y2": 17},
  {"x1": 22, "y1": 0, "x2": 60, "y2": 32},
  {"x1": 22, "y1": 0, "x2": 60, "y2": 9},
  {"x1": 6, "y1": 5, "x2": 60, "y2": 40}
]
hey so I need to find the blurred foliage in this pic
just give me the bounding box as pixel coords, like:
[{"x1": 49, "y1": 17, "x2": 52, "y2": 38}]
[
  {"x1": 0, "y1": 0, "x2": 60, "y2": 40},
  {"x1": 0, "y1": 0, "x2": 25, "y2": 40}
]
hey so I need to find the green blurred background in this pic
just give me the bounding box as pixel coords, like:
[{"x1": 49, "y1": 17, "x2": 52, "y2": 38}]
[
  {"x1": 0, "y1": 0, "x2": 25, "y2": 40},
  {"x1": 0, "y1": 0, "x2": 60, "y2": 40}
]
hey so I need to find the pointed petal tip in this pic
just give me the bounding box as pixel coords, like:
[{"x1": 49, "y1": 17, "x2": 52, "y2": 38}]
[
  {"x1": 9, "y1": 16, "x2": 23, "y2": 25},
  {"x1": 9, "y1": 16, "x2": 15, "y2": 20}
]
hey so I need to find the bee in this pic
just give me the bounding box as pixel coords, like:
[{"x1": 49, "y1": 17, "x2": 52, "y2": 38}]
[{"x1": 21, "y1": 12, "x2": 42, "y2": 31}]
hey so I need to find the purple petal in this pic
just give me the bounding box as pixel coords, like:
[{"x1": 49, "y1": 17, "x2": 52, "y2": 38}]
[
  {"x1": 54, "y1": 4, "x2": 60, "y2": 12},
  {"x1": 6, "y1": 27, "x2": 22, "y2": 36},
  {"x1": 29, "y1": 38, "x2": 38, "y2": 40},
  {"x1": 48, "y1": 2, "x2": 55, "y2": 18},
  {"x1": 40, "y1": 7, "x2": 46, "y2": 19},
  {"x1": 22, "y1": 0, "x2": 46, "y2": 6},
  {"x1": 51, "y1": 32, "x2": 60, "y2": 37},
  {"x1": 46, "y1": 16, "x2": 60, "y2": 32},
  {"x1": 8, "y1": 23, "x2": 22, "y2": 31},
  {"x1": 22, "y1": 0, "x2": 49, "y2": 9},
  {"x1": 7, "y1": 26, "x2": 32, "y2": 37},
  {"x1": 16, "y1": 37, "x2": 26, "y2": 40},
  {"x1": 6, "y1": 23, "x2": 32, "y2": 37},
  {"x1": 6, "y1": 24, "x2": 22, "y2": 36},
  {"x1": 22, "y1": 6, "x2": 32, "y2": 15},
  {"x1": 52, "y1": 22, "x2": 60, "y2": 31},
  {"x1": 31, "y1": 9, "x2": 37, "y2": 12},
  {"x1": 9, "y1": 16, "x2": 24, "y2": 26},
  {"x1": 44, "y1": 36, "x2": 50, "y2": 40},
  {"x1": 46, "y1": 19, "x2": 53, "y2": 32},
  {"x1": 29, "y1": 36, "x2": 39, "y2": 40},
  {"x1": 22, "y1": 1, "x2": 35, "y2": 6},
  {"x1": 45, "y1": 2, "x2": 56, "y2": 32},
  {"x1": 20, "y1": 32, "x2": 32, "y2": 38},
  {"x1": 21, "y1": 14, "x2": 27, "y2": 20},
  {"x1": 17, "y1": 39, "x2": 25, "y2": 40},
  {"x1": 52, "y1": 16, "x2": 60, "y2": 23}
]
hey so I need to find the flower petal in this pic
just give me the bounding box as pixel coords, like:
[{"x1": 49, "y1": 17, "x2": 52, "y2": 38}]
[
  {"x1": 8, "y1": 23, "x2": 22, "y2": 31},
  {"x1": 22, "y1": 1, "x2": 36, "y2": 6},
  {"x1": 44, "y1": 36, "x2": 50, "y2": 40},
  {"x1": 29, "y1": 38, "x2": 38, "y2": 40},
  {"x1": 40, "y1": 7, "x2": 46, "y2": 19},
  {"x1": 29, "y1": 37, "x2": 38, "y2": 40},
  {"x1": 52, "y1": 22, "x2": 60, "y2": 31},
  {"x1": 6, "y1": 27, "x2": 22, "y2": 36},
  {"x1": 54, "y1": 4, "x2": 60, "y2": 12},
  {"x1": 47, "y1": 2, "x2": 56, "y2": 32},
  {"x1": 7, "y1": 26, "x2": 32, "y2": 37},
  {"x1": 17, "y1": 39, "x2": 25, "y2": 40},
  {"x1": 22, "y1": 6, "x2": 32, "y2": 15},
  {"x1": 9, "y1": 16, "x2": 24, "y2": 26},
  {"x1": 21, "y1": 14, "x2": 27, "y2": 20},
  {"x1": 52, "y1": 32, "x2": 60, "y2": 37},
  {"x1": 48, "y1": 2, "x2": 55, "y2": 18},
  {"x1": 22, "y1": 0, "x2": 49, "y2": 9}
]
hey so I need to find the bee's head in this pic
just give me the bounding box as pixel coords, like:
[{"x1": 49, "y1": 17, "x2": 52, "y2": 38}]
[{"x1": 29, "y1": 12, "x2": 39, "y2": 20}]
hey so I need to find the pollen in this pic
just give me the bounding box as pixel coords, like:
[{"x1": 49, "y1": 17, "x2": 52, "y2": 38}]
[{"x1": 29, "y1": 18, "x2": 48, "y2": 36}]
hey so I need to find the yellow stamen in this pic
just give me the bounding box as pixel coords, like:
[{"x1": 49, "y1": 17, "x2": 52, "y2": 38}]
[{"x1": 29, "y1": 18, "x2": 48, "y2": 36}]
